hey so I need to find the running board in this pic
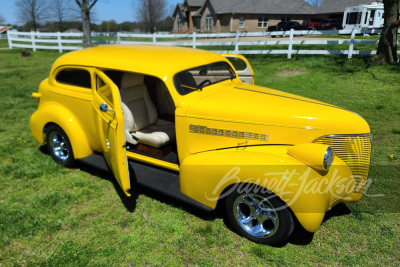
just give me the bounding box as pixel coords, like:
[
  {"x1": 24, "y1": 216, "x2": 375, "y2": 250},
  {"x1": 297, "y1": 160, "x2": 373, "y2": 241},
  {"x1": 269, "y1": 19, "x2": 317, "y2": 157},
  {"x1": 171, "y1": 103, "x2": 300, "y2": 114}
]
[{"x1": 77, "y1": 153, "x2": 213, "y2": 212}]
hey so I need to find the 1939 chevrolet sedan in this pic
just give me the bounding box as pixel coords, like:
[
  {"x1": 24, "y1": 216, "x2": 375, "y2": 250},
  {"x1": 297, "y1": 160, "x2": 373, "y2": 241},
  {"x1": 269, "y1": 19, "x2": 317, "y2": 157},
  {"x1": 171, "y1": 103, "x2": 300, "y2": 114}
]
[{"x1": 30, "y1": 45, "x2": 372, "y2": 246}]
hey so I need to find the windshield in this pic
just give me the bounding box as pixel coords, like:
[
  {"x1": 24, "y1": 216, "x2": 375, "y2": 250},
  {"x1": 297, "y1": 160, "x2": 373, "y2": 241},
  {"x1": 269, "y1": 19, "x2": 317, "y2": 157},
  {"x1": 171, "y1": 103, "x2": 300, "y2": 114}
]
[{"x1": 174, "y1": 61, "x2": 236, "y2": 95}]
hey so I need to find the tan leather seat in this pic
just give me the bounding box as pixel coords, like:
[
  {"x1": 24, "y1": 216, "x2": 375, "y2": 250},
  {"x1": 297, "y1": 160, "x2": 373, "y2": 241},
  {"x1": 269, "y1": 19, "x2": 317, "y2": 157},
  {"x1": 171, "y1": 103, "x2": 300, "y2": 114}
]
[{"x1": 120, "y1": 73, "x2": 175, "y2": 148}]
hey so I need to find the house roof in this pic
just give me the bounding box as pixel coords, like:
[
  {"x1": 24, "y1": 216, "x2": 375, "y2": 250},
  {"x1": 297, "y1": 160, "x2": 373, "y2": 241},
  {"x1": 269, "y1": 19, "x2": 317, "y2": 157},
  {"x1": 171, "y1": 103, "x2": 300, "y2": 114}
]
[
  {"x1": 0, "y1": 26, "x2": 12, "y2": 34},
  {"x1": 173, "y1": 3, "x2": 186, "y2": 18},
  {"x1": 185, "y1": 0, "x2": 206, "y2": 7},
  {"x1": 177, "y1": 0, "x2": 375, "y2": 16},
  {"x1": 213, "y1": 0, "x2": 317, "y2": 15}
]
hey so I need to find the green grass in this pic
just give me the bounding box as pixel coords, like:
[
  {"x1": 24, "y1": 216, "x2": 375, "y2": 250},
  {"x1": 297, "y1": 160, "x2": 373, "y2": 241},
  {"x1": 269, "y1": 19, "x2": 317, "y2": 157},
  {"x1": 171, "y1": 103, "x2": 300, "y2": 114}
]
[
  {"x1": 0, "y1": 49, "x2": 399, "y2": 266},
  {"x1": 309, "y1": 34, "x2": 400, "y2": 40},
  {"x1": 0, "y1": 39, "x2": 9, "y2": 48}
]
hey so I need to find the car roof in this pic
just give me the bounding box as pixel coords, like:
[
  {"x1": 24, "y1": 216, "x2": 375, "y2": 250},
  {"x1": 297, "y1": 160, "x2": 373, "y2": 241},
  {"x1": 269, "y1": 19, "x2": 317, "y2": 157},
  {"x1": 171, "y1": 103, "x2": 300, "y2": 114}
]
[{"x1": 50, "y1": 45, "x2": 227, "y2": 79}]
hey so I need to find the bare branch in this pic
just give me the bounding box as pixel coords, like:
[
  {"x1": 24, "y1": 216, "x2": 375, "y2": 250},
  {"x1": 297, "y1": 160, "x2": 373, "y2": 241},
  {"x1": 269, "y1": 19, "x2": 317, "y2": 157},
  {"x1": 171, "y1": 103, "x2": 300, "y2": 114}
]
[
  {"x1": 89, "y1": 0, "x2": 100, "y2": 10},
  {"x1": 15, "y1": 0, "x2": 47, "y2": 31},
  {"x1": 75, "y1": 0, "x2": 82, "y2": 8},
  {"x1": 135, "y1": 0, "x2": 166, "y2": 32}
]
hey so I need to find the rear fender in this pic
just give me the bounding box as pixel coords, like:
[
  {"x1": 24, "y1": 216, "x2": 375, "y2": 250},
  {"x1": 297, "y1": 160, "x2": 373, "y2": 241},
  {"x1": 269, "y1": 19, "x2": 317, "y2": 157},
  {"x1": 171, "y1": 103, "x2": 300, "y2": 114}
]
[{"x1": 30, "y1": 103, "x2": 93, "y2": 159}]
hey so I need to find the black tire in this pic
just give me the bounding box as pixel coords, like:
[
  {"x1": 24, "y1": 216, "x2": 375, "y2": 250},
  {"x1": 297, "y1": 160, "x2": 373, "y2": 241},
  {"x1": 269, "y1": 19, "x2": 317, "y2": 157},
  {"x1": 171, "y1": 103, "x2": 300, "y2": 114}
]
[
  {"x1": 225, "y1": 184, "x2": 294, "y2": 246},
  {"x1": 46, "y1": 125, "x2": 75, "y2": 167}
]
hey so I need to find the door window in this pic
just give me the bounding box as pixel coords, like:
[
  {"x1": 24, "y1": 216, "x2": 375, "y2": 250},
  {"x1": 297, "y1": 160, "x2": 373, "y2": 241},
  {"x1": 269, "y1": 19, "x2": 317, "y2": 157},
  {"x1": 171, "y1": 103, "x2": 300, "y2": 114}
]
[{"x1": 96, "y1": 75, "x2": 113, "y2": 105}]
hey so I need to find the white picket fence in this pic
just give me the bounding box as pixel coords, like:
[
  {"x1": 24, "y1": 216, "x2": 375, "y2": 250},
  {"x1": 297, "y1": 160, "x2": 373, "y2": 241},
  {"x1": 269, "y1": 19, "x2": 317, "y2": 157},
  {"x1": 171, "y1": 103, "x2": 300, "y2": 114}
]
[{"x1": 7, "y1": 29, "x2": 399, "y2": 59}]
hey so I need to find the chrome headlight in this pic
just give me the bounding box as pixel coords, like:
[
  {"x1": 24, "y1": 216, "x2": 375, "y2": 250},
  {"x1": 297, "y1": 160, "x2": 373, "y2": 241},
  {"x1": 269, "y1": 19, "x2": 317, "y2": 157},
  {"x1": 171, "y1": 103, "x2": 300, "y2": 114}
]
[
  {"x1": 323, "y1": 147, "x2": 334, "y2": 170},
  {"x1": 287, "y1": 143, "x2": 335, "y2": 171}
]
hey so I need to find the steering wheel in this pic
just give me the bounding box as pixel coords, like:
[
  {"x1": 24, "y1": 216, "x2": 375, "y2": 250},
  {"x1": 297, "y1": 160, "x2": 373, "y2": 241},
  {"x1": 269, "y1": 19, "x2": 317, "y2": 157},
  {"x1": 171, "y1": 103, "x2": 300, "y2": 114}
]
[{"x1": 197, "y1": 79, "x2": 212, "y2": 90}]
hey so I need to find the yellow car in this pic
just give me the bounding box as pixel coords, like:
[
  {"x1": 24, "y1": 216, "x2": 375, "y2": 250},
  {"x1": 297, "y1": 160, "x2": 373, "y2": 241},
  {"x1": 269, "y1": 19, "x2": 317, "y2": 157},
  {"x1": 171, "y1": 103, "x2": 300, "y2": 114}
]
[{"x1": 30, "y1": 45, "x2": 372, "y2": 246}]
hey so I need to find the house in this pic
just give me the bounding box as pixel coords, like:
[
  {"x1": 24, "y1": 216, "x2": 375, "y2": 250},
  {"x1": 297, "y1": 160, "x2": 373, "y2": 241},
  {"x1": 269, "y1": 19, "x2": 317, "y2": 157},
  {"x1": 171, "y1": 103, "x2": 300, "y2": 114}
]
[
  {"x1": 0, "y1": 26, "x2": 13, "y2": 34},
  {"x1": 172, "y1": 0, "x2": 380, "y2": 33}
]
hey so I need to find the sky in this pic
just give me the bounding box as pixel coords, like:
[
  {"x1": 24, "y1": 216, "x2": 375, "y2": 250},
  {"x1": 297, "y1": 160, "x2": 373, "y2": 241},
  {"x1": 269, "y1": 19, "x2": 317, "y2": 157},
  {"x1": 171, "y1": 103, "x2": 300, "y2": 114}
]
[{"x1": 0, "y1": 0, "x2": 182, "y2": 25}]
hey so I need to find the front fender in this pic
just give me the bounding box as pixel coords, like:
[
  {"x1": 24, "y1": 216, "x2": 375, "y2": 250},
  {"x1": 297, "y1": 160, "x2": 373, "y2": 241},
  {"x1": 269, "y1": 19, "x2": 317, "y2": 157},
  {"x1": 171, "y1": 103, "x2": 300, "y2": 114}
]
[
  {"x1": 30, "y1": 102, "x2": 93, "y2": 159},
  {"x1": 179, "y1": 146, "x2": 353, "y2": 232}
]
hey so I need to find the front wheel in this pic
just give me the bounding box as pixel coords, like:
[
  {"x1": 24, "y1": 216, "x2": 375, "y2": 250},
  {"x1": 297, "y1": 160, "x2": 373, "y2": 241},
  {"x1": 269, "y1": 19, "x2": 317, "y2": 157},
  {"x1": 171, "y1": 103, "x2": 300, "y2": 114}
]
[
  {"x1": 46, "y1": 125, "x2": 75, "y2": 167},
  {"x1": 225, "y1": 185, "x2": 294, "y2": 246}
]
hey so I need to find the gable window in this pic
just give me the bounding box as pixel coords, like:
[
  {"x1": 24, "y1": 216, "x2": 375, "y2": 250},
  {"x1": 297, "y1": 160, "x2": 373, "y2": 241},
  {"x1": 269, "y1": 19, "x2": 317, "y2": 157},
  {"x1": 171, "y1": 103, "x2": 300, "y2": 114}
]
[
  {"x1": 178, "y1": 18, "x2": 183, "y2": 30},
  {"x1": 258, "y1": 17, "x2": 268, "y2": 28},
  {"x1": 196, "y1": 18, "x2": 201, "y2": 31},
  {"x1": 206, "y1": 15, "x2": 212, "y2": 31},
  {"x1": 56, "y1": 69, "x2": 91, "y2": 89},
  {"x1": 239, "y1": 16, "x2": 245, "y2": 28}
]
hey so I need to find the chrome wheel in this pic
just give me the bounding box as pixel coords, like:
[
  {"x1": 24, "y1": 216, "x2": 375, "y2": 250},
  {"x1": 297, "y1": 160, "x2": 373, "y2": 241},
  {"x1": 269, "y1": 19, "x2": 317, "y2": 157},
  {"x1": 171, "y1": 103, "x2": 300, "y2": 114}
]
[
  {"x1": 225, "y1": 186, "x2": 294, "y2": 245},
  {"x1": 233, "y1": 193, "x2": 279, "y2": 238},
  {"x1": 46, "y1": 125, "x2": 75, "y2": 167},
  {"x1": 49, "y1": 132, "x2": 70, "y2": 161}
]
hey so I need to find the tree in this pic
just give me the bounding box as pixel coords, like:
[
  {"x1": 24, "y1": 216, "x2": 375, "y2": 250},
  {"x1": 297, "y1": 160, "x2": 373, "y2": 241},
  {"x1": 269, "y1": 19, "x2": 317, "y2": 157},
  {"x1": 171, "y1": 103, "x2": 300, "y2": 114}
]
[
  {"x1": 75, "y1": 0, "x2": 99, "y2": 48},
  {"x1": 373, "y1": 0, "x2": 400, "y2": 64},
  {"x1": 158, "y1": 16, "x2": 173, "y2": 32},
  {"x1": 100, "y1": 20, "x2": 118, "y2": 32},
  {"x1": 49, "y1": 0, "x2": 75, "y2": 32},
  {"x1": 0, "y1": 14, "x2": 5, "y2": 25},
  {"x1": 135, "y1": 0, "x2": 166, "y2": 33},
  {"x1": 15, "y1": 0, "x2": 46, "y2": 32}
]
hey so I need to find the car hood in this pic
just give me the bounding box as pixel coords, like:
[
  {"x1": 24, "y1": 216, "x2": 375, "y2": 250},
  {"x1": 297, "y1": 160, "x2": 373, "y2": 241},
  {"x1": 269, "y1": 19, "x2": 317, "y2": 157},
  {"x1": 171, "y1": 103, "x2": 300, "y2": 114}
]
[{"x1": 185, "y1": 83, "x2": 371, "y2": 154}]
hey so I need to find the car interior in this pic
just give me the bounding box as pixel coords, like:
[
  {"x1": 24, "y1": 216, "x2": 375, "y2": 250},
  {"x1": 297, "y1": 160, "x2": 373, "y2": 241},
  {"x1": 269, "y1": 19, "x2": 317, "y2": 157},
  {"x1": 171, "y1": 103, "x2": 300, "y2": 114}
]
[{"x1": 104, "y1": 70, "x2": 179, "y2": 165}]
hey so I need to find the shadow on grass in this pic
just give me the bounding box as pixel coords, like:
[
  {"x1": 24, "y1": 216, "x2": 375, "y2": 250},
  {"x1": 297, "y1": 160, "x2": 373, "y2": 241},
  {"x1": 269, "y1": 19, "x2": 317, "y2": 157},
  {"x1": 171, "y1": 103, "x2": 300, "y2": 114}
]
[
  {"x1": 39, "y1": 144, "x2": 219, "y2": 221},
  {"x1": 287, "y1": 203, "x2": 351, "y2": 246},
  {"x1": 78, "y1": 163, "x2": 138, "y2": 213}
]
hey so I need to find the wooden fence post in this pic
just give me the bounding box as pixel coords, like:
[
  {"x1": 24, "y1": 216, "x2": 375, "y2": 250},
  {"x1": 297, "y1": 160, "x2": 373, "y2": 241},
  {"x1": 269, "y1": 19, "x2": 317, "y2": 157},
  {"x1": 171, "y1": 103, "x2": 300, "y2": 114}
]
[
  {"x1": 193, "y1": 32, "x2": 196, "y2": 49},
  {"x1": 288, "y1": 29, "x2": 294, "y2": 59},
  {"x1": 348, "y1": 28, "x2": 356, "y2": 59},
  {"x1": 152, "y1": 33, "x2": 156, "y2": 44},
  {"x1": 117, "y1": 32, "x2": 121, "y2": 44},
  {"x1": 7, "y1": 31, "x2": 12, "y2": 49},
  {"x1": 57, "y1": 32, "x2": 63, "y2": 53},
  {"x1": 235, "y1": 31, "x2": 240, "y2": 53},
  {"x1": 31, "y1": 31, "x2": 37, "y2": 51}
]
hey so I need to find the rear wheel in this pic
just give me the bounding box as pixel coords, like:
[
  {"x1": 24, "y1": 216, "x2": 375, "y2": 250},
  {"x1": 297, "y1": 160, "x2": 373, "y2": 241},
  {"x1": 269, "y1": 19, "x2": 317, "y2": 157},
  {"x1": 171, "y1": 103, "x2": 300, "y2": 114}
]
[
  {"x1": 46, "y1": 125, "x2": 75, "y2": 167},
  {"x1": 225, "y1": 185, "x2": 294, "y2": 246}
]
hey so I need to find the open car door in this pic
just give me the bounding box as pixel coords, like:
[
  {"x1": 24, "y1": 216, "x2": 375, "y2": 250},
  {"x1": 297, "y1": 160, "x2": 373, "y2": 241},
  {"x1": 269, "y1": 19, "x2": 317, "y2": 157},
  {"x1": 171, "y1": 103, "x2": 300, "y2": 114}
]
[
  {"x1": 223, "y1": 54, "x2": 254, "y2": 84},
  {"x1": 92, "y1": 69, "x2": 131, "y2": 197}
]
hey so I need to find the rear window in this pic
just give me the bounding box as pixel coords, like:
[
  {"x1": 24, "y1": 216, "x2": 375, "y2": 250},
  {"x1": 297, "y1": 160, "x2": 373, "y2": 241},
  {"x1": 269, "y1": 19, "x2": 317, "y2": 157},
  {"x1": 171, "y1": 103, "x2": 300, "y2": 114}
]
[{"x1": 56, "y1": 69, "x2": 91, "y2": 89}]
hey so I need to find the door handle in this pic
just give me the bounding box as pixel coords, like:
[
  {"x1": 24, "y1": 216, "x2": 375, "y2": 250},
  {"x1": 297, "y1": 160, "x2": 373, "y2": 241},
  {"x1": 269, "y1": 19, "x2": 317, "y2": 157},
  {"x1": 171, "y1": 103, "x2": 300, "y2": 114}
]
[{"x1": 100, "y1": 103, "x2": 115, "y2": 113}]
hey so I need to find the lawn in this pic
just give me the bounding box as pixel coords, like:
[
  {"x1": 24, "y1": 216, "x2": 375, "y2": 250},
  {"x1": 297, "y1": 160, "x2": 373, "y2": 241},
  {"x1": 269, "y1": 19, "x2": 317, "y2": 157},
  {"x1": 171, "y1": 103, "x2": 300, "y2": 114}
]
[
  {"x1": 0, "y1": 39, "x2": 9, "y2": 48},
  {"x1": 0, "y1": 48, "x2": 399, "y2": 266}
]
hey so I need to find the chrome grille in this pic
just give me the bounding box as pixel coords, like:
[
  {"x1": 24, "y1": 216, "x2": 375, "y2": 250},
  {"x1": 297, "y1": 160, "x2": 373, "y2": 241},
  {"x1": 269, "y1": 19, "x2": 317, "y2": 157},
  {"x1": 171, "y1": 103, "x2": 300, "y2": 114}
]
[{"x1": 313, "y1": 134, "x2": 372, "y2": 194}]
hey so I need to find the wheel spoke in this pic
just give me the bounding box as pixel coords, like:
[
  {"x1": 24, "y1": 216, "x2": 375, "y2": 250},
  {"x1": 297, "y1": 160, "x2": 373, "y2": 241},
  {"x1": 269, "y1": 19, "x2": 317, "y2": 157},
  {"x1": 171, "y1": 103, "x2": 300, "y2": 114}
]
[
  {"x1": 240, "y1": 196, "x2": 256, "y2": 209},
  {"x1": 249, "y1": 195, "x2": 262, "y2": 208},
  {"x1": 242, "y1": 215, "x2": 254, "y2": 226}
]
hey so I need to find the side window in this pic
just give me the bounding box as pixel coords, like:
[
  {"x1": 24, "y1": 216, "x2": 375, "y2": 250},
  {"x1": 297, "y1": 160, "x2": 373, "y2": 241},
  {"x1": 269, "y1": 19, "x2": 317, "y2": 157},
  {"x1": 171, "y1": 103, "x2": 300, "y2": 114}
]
[
  {"x1": 56, "y1": 69, "x2": 91, "y2": 89},
  {"x1": 96, "y1": 75, "x2": 113, "y2": 106},
  {"x1": 227, "y1": 57, "x2": 247, "y2": 71}
]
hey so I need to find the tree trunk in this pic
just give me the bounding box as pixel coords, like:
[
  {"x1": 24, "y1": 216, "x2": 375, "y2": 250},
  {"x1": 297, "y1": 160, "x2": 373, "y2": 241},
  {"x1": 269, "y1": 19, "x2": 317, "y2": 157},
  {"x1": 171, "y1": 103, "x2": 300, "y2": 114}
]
[
  {"x1": 372, "y1": 0, "x2": 399, "y2": 64},
  {"x1": 81, "y1": 6, "x2": 92, "y2": 48}
]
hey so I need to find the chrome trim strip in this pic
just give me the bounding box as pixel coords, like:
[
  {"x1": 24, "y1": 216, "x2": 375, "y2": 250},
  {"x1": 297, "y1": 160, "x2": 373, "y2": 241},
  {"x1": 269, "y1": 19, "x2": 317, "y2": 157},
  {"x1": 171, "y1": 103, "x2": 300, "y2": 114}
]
[
  {"x1": 189, "y1": 124, "x2": 269, "y2": 142},
  {"x1": 313, "y1": 133, "x2": 373, "y2": 143}
]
